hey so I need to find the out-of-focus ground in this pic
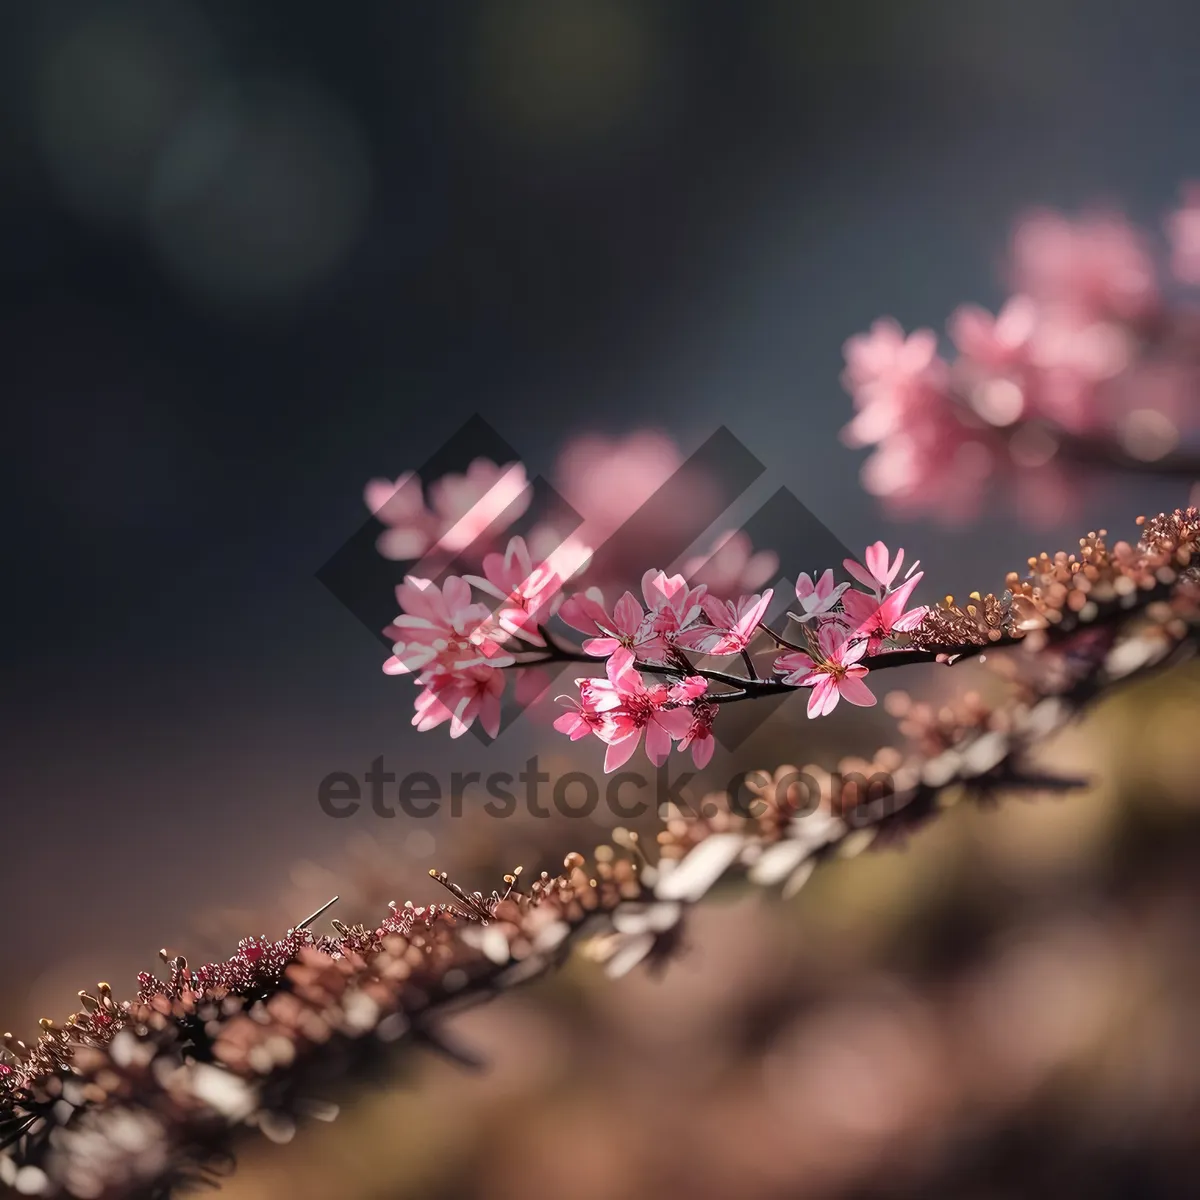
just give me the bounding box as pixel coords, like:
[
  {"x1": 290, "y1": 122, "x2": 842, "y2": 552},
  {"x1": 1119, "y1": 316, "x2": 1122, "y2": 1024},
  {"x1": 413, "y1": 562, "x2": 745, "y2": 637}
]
[{"x1": 196, "y1": 665, "x2": 1200, "y2": 1200}]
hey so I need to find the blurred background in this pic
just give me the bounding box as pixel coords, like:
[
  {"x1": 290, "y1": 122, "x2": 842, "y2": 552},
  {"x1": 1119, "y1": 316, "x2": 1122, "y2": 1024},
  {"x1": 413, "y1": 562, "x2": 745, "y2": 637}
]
[{"x1": 3, "y1": 2, "x2": 1200, "y2": 1196}]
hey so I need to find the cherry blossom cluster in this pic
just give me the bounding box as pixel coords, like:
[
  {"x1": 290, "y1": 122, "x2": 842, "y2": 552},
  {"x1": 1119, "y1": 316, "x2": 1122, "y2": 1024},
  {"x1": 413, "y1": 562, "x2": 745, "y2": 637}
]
[
  {"x1": 381, "y1": 536, "x2": 577, "y2": 739},
  {"x1": 843, "y1": 185, "x2": 1200, "y2": 524},
  {"x1": 379, "y1": 527, "x2": 927, "y2": 770},
  {"x1": 365, "y1": 434, "x2": 778, "y2": 599}
]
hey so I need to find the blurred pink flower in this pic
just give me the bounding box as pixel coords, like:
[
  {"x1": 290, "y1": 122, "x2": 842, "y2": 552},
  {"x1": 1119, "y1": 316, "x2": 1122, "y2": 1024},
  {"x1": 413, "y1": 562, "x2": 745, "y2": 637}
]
[
  {"x1": 364, "y1": 471, "x2": 433, "y2": 559},
  {"x1": 859, "y1": 418, "x2": 994, "y2": 524},
  {"x1": 774, "y1": 623, "x2": 876, "y2": 718},
  {"x1": 554, "y1": 431, "x2": 683, "y2": 536},
  {"x1": 1011, "y1": 210, "x2": 1159, "y2": 324},
  {"x1": 842, "y1": 319, "x2": 940, "y2": 392},
  {"x1": 950, "y1": 296, "x2": 1038, "y2": 372},
  {"x1": 368, "y1": 459, "x2": 532, "y2": 562},
  {"x1": 681, "y1": 530, "x2": 779, "y2": 599},
  {"x1": 841, "y1": 320, "x2": 949, "y2": 449},
  {"x1": 1166, "y1": 184, "x2": 1200, "y2": 285},
  {"x1": 427, "y1": 459, "x2": 532, "y2": 552}
]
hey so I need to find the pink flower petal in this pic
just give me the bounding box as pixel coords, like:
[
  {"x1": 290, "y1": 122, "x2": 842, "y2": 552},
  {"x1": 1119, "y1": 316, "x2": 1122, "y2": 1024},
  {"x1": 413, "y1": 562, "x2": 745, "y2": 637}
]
[
  {"x1": 604, "y1": 732, "x2": 641, "y2": 773},
  {"x1": 837, "y1": 674, "x2": 877, "y2": 707},
  {"x1": 807, "y1": 676, "x2": 840, "y2": 718}
]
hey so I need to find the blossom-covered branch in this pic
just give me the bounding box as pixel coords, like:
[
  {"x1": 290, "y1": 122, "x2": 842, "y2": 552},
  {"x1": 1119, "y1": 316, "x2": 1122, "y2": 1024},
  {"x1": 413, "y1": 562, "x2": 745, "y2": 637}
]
[
  {"x1": 375, "y1": 502, "x2": 1200, "y2": 776},
  {"x1": 2, "y1": 509, "x2": 1197, "y2": 1197}
]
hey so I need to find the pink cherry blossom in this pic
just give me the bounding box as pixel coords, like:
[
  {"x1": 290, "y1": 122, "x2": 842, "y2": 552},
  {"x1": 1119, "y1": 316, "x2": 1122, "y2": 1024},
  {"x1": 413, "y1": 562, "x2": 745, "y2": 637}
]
[
  {"x1": 552, "y1": 675, "x2": 623, "y2": 741},
  {"x1": 791, "y1": 569, "x2": 849, "y2": 623},
  {"x1": 382, "y1": 576, "x2": 508, "y2": 677},
  {"x1": 412, "y1": 665, "x2": 504, "y2": 739},
  {"x1": 840, "y1": 572, "x2": 927, "y2": 653},
  {"x1": 464, "y1": 535, "x2": 566, "y2": 645},
  {"x1": 639, "y1": 569, "x2": 708, "y2": 658},
  {"x1": 681, "y1": 530, "x2": 779, "y2": 599},
  {"x1": 593, "y1": 656, "x2": 695, "y2": 773},
  {"x1": 843, "y1": 542, "x2": 916, "y2": 597},
  {"x1": 558, "y1": 588, "x2": 654, "y2": 674},
  {"x1": 773, "y1": 623, "x2": 876, "y2": 718},
  {"x1": 675, "y1": 590, "x2": 773, "y2": 656}
]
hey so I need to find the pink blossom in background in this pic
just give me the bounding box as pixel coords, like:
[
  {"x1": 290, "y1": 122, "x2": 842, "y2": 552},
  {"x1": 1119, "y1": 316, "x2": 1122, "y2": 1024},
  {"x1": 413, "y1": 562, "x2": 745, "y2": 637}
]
[
  {"x1": 855, "y1": 395, "x2": 994, "y2": 523},
  {"x1": 774, "y1": 623, "x2": 876, "y2": 718},
  {"x1": 1010, "y1": 210, "x2": 1159, "y2": 324},
  {"x1": 950, "y1": 297, "x2": 1038, "y2": 374},
  {"x1": 791, "y1": 569, "x2": 849, "y2": 623},
  {"x1": 365, "y1": 469, "x2": 425, "y2": 525},
  {"x1": 368, "y1": 459, "x2": 532, "y2": 562},
  {"x1": 675, "y1": 590, "x2": 774, "y2": 655},
  {"x1": 526, "y1": 527, "x2": 594, "y2": 587},
  {"x1": 841, "y1": 320, "x2": 950, "y2": 450},
  {"x1": 426, "y1": 459, "x2": 532, "y2": 552},
  {"x1": 364, "y1": 471, "x2": 433, "y2": 559},
  {"x1": 1167, "y1": 184, "x2": 1200, "y2": 286},
  {"x1": 842, "y1": 319, "x2": 941, "y2": 394},
  {"x1": 843, "y1": 188, "x2": 1200, "y2": 524},
  {"x1": 549, "y1": 432, "x2": 723, "y2": 584},
  {"x1": 681, "y1": 530, "x2": 779, "y2": 599},
  {"x1": 554, "y1": 431, "x2": 683, "y2": 536}
]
